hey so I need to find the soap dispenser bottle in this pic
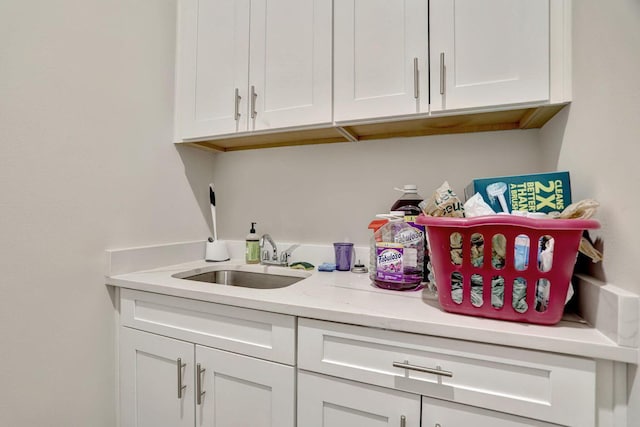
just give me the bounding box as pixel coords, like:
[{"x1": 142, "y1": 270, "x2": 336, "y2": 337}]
[{"x1": 246, "y1": 222, "x2": 260, "y2": 264}]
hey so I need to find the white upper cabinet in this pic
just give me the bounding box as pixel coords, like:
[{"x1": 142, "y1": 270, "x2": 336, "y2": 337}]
[
  {"x1": 177, "y1": 0, "x2": 250, "y2": 138},
  {"x1": 334, "y1": 0, "x2": 429, "y2": 122},
  {"x1": 249, "y1": 0, "x2": 332, "y2": 131},
  {"x1": 429, "y1": 0, "x2": 550, "y2": 112},
  {"x1": 177, "y1": 0, "x2": 332, "y2": 140},
  {"x1": 176, "y1": 0, "x2": 569, "y2": 149}
]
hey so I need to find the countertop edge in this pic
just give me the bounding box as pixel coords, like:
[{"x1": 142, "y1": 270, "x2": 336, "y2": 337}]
[{"x1": 106, "y1": 261, "x2": 639, "y2": 365}]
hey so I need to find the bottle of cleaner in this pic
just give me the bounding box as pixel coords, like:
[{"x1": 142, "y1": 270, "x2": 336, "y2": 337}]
[
  {"x1": 390, "y1": 185, "x2": 429, "y2": 284},
  {"x1": 390, "y1": 184, "x2": 424, "y2": 217},
  {"x1": 245, "y1": 222, "x2": 260, "y2": 264},
  {"x1": 368, "y1": 212, "x2": 424, "y2": 291}
]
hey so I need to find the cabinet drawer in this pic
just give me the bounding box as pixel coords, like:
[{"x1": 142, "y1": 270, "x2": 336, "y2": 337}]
[
  {"x1": 120, "y1": 289, "x2": 295, "y2": 365},
  {"x1": 298, "y1": 318, "x2": 594, "y2": 426}
]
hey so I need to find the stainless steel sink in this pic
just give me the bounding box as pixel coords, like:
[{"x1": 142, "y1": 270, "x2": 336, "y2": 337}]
[{"x1": 181, "y1": 269, "x2": 306, "y2": 289}]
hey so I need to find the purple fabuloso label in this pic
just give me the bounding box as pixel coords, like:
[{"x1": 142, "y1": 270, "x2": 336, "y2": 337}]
[{"x1": 376, "y1": 244, "x2": 404, "y2": 282}]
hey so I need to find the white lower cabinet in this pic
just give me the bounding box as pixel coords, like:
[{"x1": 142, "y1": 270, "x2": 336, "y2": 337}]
[
  {"x1": 298, "y1": 318, "x2": 596, "y2": 427},
  {"x1": 298, "y1": 371, "x2": 421, "y2": 427},
  {"x1": 118, "y1": 289, "x2": 604, "y2": 427},
  {"x1": 195, "y1": 344, "x2": 294, "y2": 427},
  {"x1": 120, "y1": 328, "x2": 295, "y2": 427},
  {"x1": 118, "y1": 289, "x2": 296, "y2": 427},
  {"x1": 120, "y1": 327, "x2": 195, "y2": 427},
  {"x1": 421, "y1": 396, "x2": 559, "y2": 427},
  {"x1": 298, "y1": 371, "x2": 560, "y2": 427}
]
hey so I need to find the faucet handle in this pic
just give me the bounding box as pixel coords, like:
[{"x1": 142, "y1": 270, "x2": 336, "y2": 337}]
[
  {"x1": 280, "y1": 244, "x2": 300, "y2": 264},
  {"x1": 283, "y1": 244, "x2": 299, "y2": 255}
]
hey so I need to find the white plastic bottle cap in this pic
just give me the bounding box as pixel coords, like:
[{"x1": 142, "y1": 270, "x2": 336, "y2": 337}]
[{"x1": 394, "y1": 185, "x2": 418, "y2": 193}]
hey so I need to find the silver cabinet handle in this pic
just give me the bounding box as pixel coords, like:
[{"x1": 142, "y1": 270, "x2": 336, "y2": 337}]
[
  {"x1": 177, "y1": 358, "x2": 186, "y2": 399},
  {"x1": 196, "y1": 363, "x2": 206, "y2": 405},
  {"x1": 234, "y1": 88, "x2": 241, "y2": 121},
  {"x1": 413, "y1": 57, "x2": 419, "y2": 99},
  {"x1": 250, "y1": 85, "x2": 257, "y2": 119},
  {"x1": 393, "y1": 361, "x2": 453, "y2": 377},
  {"x1": 439, "y1": 52, "x2": 445, "y2": 95},
  {"x1": 400, "y1": 415, "x2": 406, "y2": 427}
]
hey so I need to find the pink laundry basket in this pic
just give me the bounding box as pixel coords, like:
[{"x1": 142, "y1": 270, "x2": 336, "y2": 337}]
[{"x1": 416, "y1": 215, "x2": 600, "y2": 325}]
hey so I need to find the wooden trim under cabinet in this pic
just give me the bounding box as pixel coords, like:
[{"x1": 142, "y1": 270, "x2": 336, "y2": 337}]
[{"x1": 179, "y1": 103, "x2": 568, "y2": 152}]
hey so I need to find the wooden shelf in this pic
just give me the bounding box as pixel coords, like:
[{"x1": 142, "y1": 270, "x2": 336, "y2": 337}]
[{"x1": 182, "y1": 103, "x2": 568, "y2": 152}]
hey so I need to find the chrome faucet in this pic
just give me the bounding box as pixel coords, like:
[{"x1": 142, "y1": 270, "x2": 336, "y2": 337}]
[
  {"x1": 259, "y1": 234, "x2": 298, "y2": 266},
  {"x1": 260, "y1": 234, "x2": 278, "y2": 262}
]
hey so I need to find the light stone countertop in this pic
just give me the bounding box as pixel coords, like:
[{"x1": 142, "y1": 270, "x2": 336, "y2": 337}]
[{"x1": 107, "y1": 254, "x2": 638, "y2": 364}]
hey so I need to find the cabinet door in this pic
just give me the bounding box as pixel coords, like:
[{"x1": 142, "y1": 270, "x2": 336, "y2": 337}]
[
  {"x1": 422, "y1": 396, "x2": 560, "y2": 427},
  {"x1": 298, "y1": 371, "x2": 421, "y2": 427},
  {"x1": 249, "y1": 0, "x2": 332, "y2": 131},
  {"x1": 120, "y1": 328, "x2": 194, "y2": 427},
  {"x1": 334, "y1": 0, "x2": 429, "y2": 122},
  {"x1": 298, "y1": 318, "x2": 595, "y2": 426},
  {"x1": 177, "y1": 0, "x2": 250, "y2": 138},
  {"x1": 196, "y1": 345, "x2": 295, "y2": 427},
  {"x1": 430, "y1": 0, "x2": 549, "y2": 112}
]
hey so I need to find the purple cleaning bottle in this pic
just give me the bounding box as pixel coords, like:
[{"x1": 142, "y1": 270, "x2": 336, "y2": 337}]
[
  {"x1": 390, "y1": 184, "x2": 424, "y2": 217},
  {"x1": 390, "y1": 185, "x2": 429, "y2": 286},
  {"x1": 370, "y1": 214, "x2": 424, "y2": 291}
]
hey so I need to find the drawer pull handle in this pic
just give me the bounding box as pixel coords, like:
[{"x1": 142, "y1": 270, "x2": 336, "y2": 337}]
[
  {"x1": 177, "y1": 358, "x2": 187, "y2": 399},
  {"x1": 392, "y1": 361, "x2": 453, "y2": 378},
  {"x1": 196, "y1": 363, "x2": 206, "y2": 405},
  {"x1": 400, "y1": 415, "x2": 406, "y2": 427}
]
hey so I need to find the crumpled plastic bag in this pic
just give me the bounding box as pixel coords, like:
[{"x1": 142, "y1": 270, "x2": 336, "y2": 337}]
[
  {"x1": 579, "y1": 237, "x2": 603, "y2": 262},
  {"x1": 463, "y1": 192, "x2": 496, "y2": 217},
  {"x1": 549, "y1": 199, "x2": 603, "y2": 262},
  {"x1": 552, "y1": 199, "x2": 600, "y2": 220},
  {"x1": 419, "y1": 181, "x2": 465, "y2": 217}
]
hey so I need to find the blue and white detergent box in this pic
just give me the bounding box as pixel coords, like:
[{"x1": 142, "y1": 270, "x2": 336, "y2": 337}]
[{"x1": 464, "y1": 171, "x2": 572, "y2": 214}]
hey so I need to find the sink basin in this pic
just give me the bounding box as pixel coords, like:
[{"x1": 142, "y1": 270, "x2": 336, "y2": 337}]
[{"x1": 179, "y1": 268, "x2": 307, "y2": 289}]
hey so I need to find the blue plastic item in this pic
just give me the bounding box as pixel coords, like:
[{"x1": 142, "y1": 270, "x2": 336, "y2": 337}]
[{"x1": 318, "y1": 263, "x2": 337, "y2": 272}]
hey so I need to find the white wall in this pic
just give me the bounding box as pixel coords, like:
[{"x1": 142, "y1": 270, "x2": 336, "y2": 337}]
[
  {"x1": 540, "y1": 1, "x2": 640, "y2": 423},
  {"x1": 0, "y1": 1, "x2": 215, "y2": 425},
  {"x1": 212, "y1": 130, "x2": 543, "y2": 245}
]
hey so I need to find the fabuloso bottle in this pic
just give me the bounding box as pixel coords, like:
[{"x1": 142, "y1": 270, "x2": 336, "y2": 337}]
[
  {"x1": 369, "y1": 215, "x2": 424, "y2": 291},
  {"x1": 390, "y1": 185, "x2": 429, "y2": 283},
  {"x1": 245, "y1": 222, "x2": 260, "y2": 264}
]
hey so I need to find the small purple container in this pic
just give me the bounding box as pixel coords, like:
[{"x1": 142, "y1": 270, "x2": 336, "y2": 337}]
[{"x1": 333, "y1": 242, "x2": 354, "y2": 271}]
